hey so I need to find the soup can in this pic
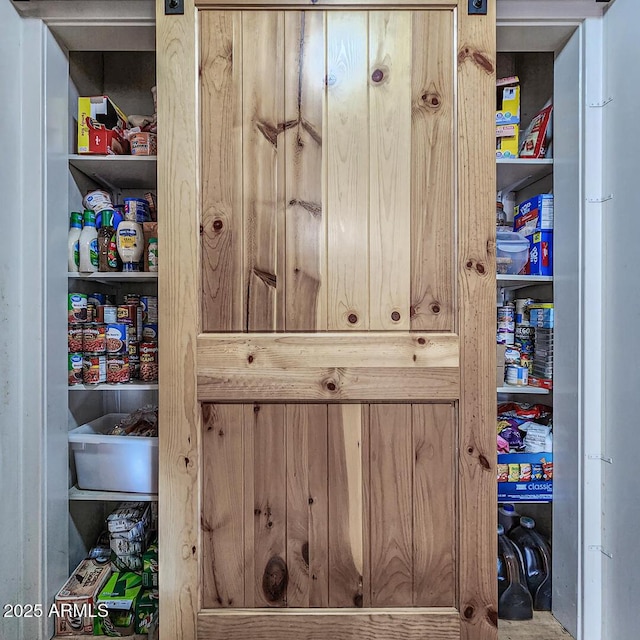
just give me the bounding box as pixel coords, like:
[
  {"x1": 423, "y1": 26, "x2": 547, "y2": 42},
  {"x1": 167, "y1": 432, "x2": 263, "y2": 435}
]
[
  {"x1": 68, "y1": 293, "x2": 87, "y2": 324},
  {"x1": 123, "y1": 293, "x2": 141, "y2": 305},
  {"x1": 515, "y1": 298, "x2": 535, "y2": 326},
  {"x1": 106, "y1": 324, "x2": 128, "y2": 354},
  {"x1": 142, "y1": 324, "x2": 158, "y2": 342},
  {"x1": 103, "y1": 305, "x2": 118, "y2": 324},
  {"x1": 88, "y1": 293, "x2": 106, "y2": 307},
  {"x1": 107, "y1": 355, "x2": 131, "y2": 384},
  {"x1": 129, "y1": 353, "x2": 140, "y2": 379},
  {"x1": 505, "y1": 365, "x2": 528, "y2": 387},
  {"x1": 83, "y1": 354, "x2": 107, "y2": 385},
  {"x1": 139, "y1": 342, "x2": 159, "y2": 382},
  {"x1": 82, "y1": 324, "x2": 106, "y2": 354},
  {"x1": 141, "y1": 296, "x2": 158, "y2": 323},
  {"x1": 117, "y1": 304, "x2": 137, "y2": 325},
  {"x1": 68, "y1": 326, "x2": 84, "y2": 353},
  {"x1": 68, "y1": 353, "x2": 84, "y2": 386}
]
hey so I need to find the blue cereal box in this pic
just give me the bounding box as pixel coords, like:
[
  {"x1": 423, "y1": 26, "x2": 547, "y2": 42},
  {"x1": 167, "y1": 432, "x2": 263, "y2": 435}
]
[
  {"x1": 514, "y1": 194, "x2": 554, "y2": 236},
  {"x1": 496, "y1": 77, "x2": 521, "y2": 125},
  {"x1": 528, "y1": 230, "x2": 553, "y2": 276}
]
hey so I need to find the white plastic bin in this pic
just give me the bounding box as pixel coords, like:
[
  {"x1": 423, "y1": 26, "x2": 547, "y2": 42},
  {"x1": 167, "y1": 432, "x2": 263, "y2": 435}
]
[
  {"x1": 69, "y1": 414, "x2": 158, "y2": 494},
  {"x1": 497, "y1": 231, "x2": 530, "y2": 275}
]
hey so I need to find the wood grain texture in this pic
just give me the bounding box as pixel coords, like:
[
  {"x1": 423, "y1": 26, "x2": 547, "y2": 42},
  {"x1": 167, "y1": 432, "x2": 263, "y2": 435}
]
[
  {"x1": 197, "y1": 332, "x2": 459, "y2": 368},
  {"x1": 368, "y1": 12, "x2": 411, "y2": 330},
  {"x1": 326, "y1": 12, "x2": 369, "y2": 331},
  {"x1": 328, "y1": 404, "x2": 364, "y2": 607},
  {"x1": 157, "y1": 0, "x2": 199, "y2": 637},
  {"x1": 198, "y1": 0, "x2": 457, "y2": 5},
  {"x1": 243, "y1": 11, "x2": 285, "y2": 331},
  {"x1": 410, "y1": 10, "x2": 455, "y2": 331},
  {"x1": 251, "y1": 403, "x2": 287, "y2": 607},
  {"x1": 457, "y1": 0, "x2": 498, "y2": 638},
  {"x1": 243, "y1": 404, "x2": 256, "y2": 606},
  {"x1": 197, "y1": 609, "x2": 462, "y2": 639},
  {"x1": 198, "y1": 366, "x2": 460, "y2": 402},
  {"x1": 369, "y1": 404, "x2": 413, "y2": 606},
  {"x1": 412, "y1": 403, "x2": 455, "y2": 606},
  {"x1": 202, "y1": 404, "x2": 245, "y2": 608},
  {"x1": 285, "y1": 404, "x2": 329, "y2": 607},
  {"x1": 284, "y1": 12, "x2": 327, "y2": 331},
  {"x1": 201, "y1": 11, "x2": 243, "y2": 331}
]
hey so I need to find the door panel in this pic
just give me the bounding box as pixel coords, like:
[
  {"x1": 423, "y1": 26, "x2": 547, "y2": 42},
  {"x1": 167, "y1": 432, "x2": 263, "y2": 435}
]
[{"x1": 159, "y1": 1, "x2": 496, "y2": 638}]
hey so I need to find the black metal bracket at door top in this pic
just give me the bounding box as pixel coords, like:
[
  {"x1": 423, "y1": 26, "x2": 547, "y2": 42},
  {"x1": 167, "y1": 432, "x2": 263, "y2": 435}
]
[
  {"x1": 165, "y1": 0, "x2": 184, "y2": 15},
  {"x1": 468, "y1": 0, "x2": 487, "y2": 15}
]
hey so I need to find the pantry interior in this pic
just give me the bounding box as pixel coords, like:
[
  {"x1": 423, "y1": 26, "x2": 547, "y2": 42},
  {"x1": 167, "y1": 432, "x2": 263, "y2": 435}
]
[{"x1": 1, "y1": 0, "x2": 631, "y2": 639}]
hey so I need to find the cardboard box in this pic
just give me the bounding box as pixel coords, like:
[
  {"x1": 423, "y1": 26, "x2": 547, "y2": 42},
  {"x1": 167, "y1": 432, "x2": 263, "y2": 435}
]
[
  {"x1": 514, "y1": 194, "x2": 554, "y2": 235},
  {"x1": 54, "y1": 559, "x2": 111, "y2": 636},
  {"x1": 135, "y1": 589, "x2": 159, "y2": 634},
  {"x1": 497, "y1": 344, "x2": 506, "y2": 387},
  {"x1": 94, "y1": 572, "x2": 143, "y2": 637},
  {"x1": 130, "y1": 132, "x2": 157, "y2": 156},
  {"x1": 496, "y1": 77, "x2": 520, "y2": 126},
  {"x1": 496, "y1": 123, "x2": 519, "y2": 159},
  {"x1": 78, "y1": 96, "x2": 128, "y2": 155},
  {"x1": 527, "y1": 229, "x2": 553, "y2": 276}
]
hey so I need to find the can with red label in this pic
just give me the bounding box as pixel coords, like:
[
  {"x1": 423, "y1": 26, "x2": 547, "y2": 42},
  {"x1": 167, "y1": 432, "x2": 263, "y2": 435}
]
[
  {"x1": 139, "y1": 342, "x2": 158, "y2": 382},
  {"x1": 117, "y1": 304, "x2": 137, "y2": 324},
  {"x1": 107, "y1": 355, "x2": 131, "y2": 384},
  {"x1": 82, "y1": 324, "x2": 106, "y2": 354},
  {"x1": 68, "y1": 326, "x2": 84, "y2": 353},
  {"x1": 83, "y1": 354, "x2": 107, "y2": 384}
]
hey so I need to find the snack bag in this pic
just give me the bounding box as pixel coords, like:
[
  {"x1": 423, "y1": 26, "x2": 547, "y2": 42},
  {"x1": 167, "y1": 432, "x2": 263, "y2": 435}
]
[
  {"x1": 508, "y1": 464, "x2": 520, "y2": 483},
  {"x1": 497, "y1": 464, "x2": 509, "y2": 483}
]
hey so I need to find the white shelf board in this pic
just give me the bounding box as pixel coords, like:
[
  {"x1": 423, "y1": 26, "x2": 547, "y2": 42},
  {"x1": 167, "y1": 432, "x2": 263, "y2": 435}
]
[
  {"x1": 497, "y1": 386, "x2": 550, "y2": 395},
  {"x1": 69, "y1": 486, "x2": 157, "y2": 502},
  {"x1": 497, "y1": 275, "x2": 553, "y2": 289},
  {"x1": 68, "y1": 272, "x2": 158, "y2": 284},
  {"x1": 69, "y1": 381, "x2": 159, "y2": 392},
  {"x1": 496, "y1": 158, "x2": 553, "y2": 192},
  {"x1": 69, "y1": 155, "x2": 157, "y2": 190}
]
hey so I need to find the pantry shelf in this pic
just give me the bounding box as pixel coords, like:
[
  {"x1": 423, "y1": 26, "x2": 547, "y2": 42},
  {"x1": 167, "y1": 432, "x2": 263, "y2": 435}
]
[
  {"x1": 496, "y1": 158, "x2": 553, "y2": 192},
  {"x1": 69, "y1": 382, "x2": 159, "y2": 392},
  {"x1": 68, "y1": 155, "x2": 157, "y2": 190},
  {"x1": 69, "y1": 486, "x2": 158, "y2": 502},
  {"x1": 498, "y1": 386, "x2": 550, "y2": 395},
  {"x1": 68, "y1": 272, "x2": 158, "y2": 284},
  {"x1": 497, "y1": 275, "x2": 553, "y2": 289}
]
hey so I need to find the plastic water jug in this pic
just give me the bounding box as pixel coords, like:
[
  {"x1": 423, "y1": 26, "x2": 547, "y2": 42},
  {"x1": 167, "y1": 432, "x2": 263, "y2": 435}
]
[
  {"x1": 498, "y1": 524, "x2": 533, "y2": 620},
  {"x1": 509, "y1": 516, "x2": 552, "y2": 610},
  {"x1": 498, "y1": 504, "x2": 521, "y2": 534}
]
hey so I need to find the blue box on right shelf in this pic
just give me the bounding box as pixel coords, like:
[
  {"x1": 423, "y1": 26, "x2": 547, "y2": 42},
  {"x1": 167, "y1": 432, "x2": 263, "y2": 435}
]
[{"x1": 527, "y1": 229, "x2": 553, "y2": 276}]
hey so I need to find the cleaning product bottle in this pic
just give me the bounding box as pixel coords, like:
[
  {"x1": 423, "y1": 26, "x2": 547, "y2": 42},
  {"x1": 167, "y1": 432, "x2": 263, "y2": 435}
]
[
  {"x1": 509, "y1": 516, "x2": 552, "y2": 610},
  {"x1": 498, "y1": 504, "x2": 522, "y2": 534},
  {"x1": 79, "y1": 210, "x2": 98, "y2": 273},
  {"x1": 67, "y1": 211, "x2": 83, "y2": 272},
  {"x1": 498, "y1": 524, "x2": 533, "y2": 620},
  {"x1": 98, "y1": 210, "x2": 119, "y2": 272}
]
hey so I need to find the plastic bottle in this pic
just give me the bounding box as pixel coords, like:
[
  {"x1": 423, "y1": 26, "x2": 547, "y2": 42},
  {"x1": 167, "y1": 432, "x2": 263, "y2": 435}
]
[
  {"x1": 116, "y1": 220, "x2": 144, "y2": 272},
  {"x1": 498, "y1": 523, "x2": 533, "y2": 620},
  {"x1": 509, "y1": 516, "x2": 552, "y2": 610},
  {"x1": 498, "y1": 504, "x2": 522, "y2": 534},
  {"x1": 79, "y1": 210, "x2": 98, "y2": 273},
  {"x1": 67, "y1": 212, "x2": 83, "y2": 272},
  {"x1": 98, "y1": 210, "x2": 119, "y2": 272}
]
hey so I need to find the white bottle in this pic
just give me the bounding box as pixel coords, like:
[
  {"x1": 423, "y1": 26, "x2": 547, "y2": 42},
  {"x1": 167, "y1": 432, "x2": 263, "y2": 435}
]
[
  {"x1": 79, "y1": 210, "x2": 99, "y2": 273},
  {"x1": 67, "y1": 211, "x2": 83, "y2": 272},
  {"x1": 116, "y1": 220, "x2": 144, "y2": 272}
]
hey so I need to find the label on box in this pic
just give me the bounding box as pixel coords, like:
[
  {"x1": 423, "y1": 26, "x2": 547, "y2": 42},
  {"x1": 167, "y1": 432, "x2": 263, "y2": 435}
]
[
  {"x1": 528, "y1": 229, "x2": 553, "y2": 276},
  {"x1": 515, "y1": 195, "x2": 554, "y2": 235}
]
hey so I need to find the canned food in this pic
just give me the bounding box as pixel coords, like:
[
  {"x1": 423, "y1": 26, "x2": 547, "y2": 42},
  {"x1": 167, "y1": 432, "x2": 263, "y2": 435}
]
[
  {"x1": 123, "y1": 294, "x2": 141, "y2": 305},
  {"x1": 68, "y1": 293, "x2": 88, "y2": 324},
  {"x1": 497, "y1": 329, "x2": 515, "y2": 346},
  {"x1": 520, "y1": 353, "x2": 533, "y2": 374},
  {"x1": 106, "y1": 324, "x2": 128, "y2": 354},
  {"x1": 128, "y1": 339, "x2": 139, "y2": 358},
  {"x1": 141, "y1": 296, "x2": 158, "y2": 323},
  {"x1": 103, "y1": 305, "x2": 118, "y2": 324},
  {"x1": 88, "y1": 293, "x2": 106, "y2": 307},
  {"x1": 139, "y1": 342, "x2": 158, "y2": 382},
  {"x1": 515, "y1": 298, "x2": 535, "y2": 325},
  {"x1": 497, "y1": 304, "x2": 515, "y2": 324},
  {"x1": 83, "y1": 354, "x2": 107, "y2": 384},
  {"x1": 504, "y1": 347, "x2": 521, "y2": 365},
  {"x1": 86, "y1": 304, "x2": 96, "y2": 323},
  {"x1": 68, "y1": 326, "x2": 83, "y2": 353},
  {"x1": 107, "y1": 355, "x2": 131, "y2": 384},
  {"x1": 83, "y1": 189, "x2": 112, "y2": 213},
  {"x1": 82, "y1": 324, "x2": 106, "y2": 353},
  {"x1": 129, "y1": 354, "x2": 140, "y2": 379},
  {"x1": 123, "y1": 197, "x2": 150, "y2": 223},
  {"x1": 68, "y1": 353, "x2": 84, "y2": 385},
  {"x1": 117, "y1": 304, "x2": 137, "y2": 325},
  {"x1": 505, "y1": 365, "x2": 528, "y2": 386},
  {"x1": 142, "y1": 324, "x2": 158, "y2": 342}
]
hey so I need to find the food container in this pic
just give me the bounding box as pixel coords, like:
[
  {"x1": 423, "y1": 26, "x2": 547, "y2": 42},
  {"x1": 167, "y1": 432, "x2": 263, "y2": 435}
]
[
  {"x1": 496, "y1": 231, "x2": 530, "y2": 275},
  {"x1": 68, "y1": 293, "x2": 88, "y2": 324},
  {"x1": 83, "y1": 354, "x2": 107, "y2": 385},
  {"x1": 130, "y1": 132, "x2": 157, "y2": 156},
  {"x1": 102, "y1": 305, "x2": 118, "y2": 324},
  {"x1": 68, "y1": 326, "x2": 83, "y2": 353},
  {"x1": 68, "y1": 353, "x2": 84, "y2": 386},
  {"x1": 123, "y1": 198, "x2": 150, "y2": 223},
  {"x1": 107, "y1": 355, "x2": 131, "y2": 384},
  {"x1": 82, "y1": 324, "x2": 106, "y2": 354},
  {"x1": 142, "y1": 324, "x2": 158, "y2": 342},
  {"x1": 141, "y1": 296, "x2": 158, "y2": 323},
  {"x1": 106, "y1": 324, "x2": 128, "y2": 354},
  {"x1": 139, "y1": 343, "x2": 158, "y2": 382},
  {"x1": 505, "y1": 364, "x2": 529, "y2": 386},
  {"x1": 88, "y1": 293, "x2": 106, "y2": 307},
  {"x1": 68, "y1": 414, "x2": 158, "y2": 493}
]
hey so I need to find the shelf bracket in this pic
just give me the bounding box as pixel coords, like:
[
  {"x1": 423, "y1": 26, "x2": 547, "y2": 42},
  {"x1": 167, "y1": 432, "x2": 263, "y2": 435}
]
[
  {"x1": 589, "y1": 97, "x2": 613, "y2": 108},
  {"x1": 588, "y1": 454, "x2": 613, "y2": 464},
  {"x1": 589, "y1": 545, "x2": 613, "y2": 559},
  {"x1": 587, "y1": 194, "x2": 614, "y2": 203}
]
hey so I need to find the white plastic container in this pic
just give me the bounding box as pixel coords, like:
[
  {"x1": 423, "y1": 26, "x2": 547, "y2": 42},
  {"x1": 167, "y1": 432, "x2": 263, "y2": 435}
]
[
  {"x1": 69, "y1": 414, "x2": 158, "y2": 493},
  {"x1": 496, "y1": 231, "x2": 530, "y2": 275}
]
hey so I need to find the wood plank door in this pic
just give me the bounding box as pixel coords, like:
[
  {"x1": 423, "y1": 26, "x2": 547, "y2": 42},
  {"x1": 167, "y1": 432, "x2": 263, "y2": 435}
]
[{"x1": 157, "y1": 1, "x2": 496, "y2": 639}]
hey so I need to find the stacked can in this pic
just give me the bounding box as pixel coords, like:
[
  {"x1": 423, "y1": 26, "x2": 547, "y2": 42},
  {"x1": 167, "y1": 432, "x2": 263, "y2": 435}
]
[
  {"x1": 514, "y1": 298, "x2": 535, "y2": 375},
  {"x1": 497, "y1": 303, "x2": 515, "y2": 346},
  {"x1": 139, "y1": 295, "x2": 159, "y2": 382},
  {"x1": 530, "y1": 304, "x2": 554, "y2": 384}
]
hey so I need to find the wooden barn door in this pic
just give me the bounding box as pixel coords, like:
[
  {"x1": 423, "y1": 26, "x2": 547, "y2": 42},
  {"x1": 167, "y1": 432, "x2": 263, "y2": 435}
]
[{"x1": 158, "y1": 1, "x2": 496, "y2": 639}]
